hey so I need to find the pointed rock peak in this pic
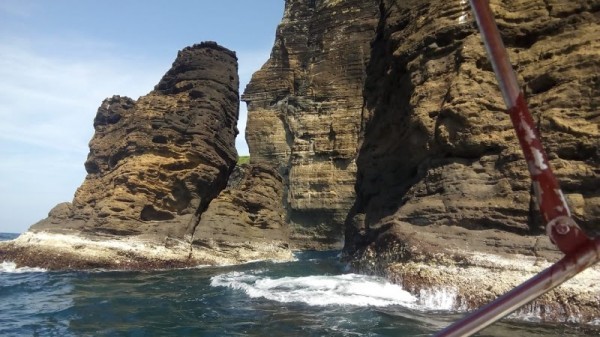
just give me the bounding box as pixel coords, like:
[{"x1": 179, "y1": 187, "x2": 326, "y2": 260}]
[{"x1": 156, "y1": 41, "x2": 239, "y2": 95}]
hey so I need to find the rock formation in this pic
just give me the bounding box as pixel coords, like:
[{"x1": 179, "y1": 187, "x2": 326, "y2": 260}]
[
  {"x1": 0, "y1": 42, "x2": 292, "y2": 269},
  {"x1": 240, "y1": 0, "x2": 598, "y2": 320},
  {"x1": 1, "y1": 0, "x2": 598, "y2": 324},
  {"x1": 36, "y1": 42, "x2": 240, "y2": 239},
  {"x1": 345, "y1": 0, "x2": 599, "y2": 323},
  {"x1": 192, "y1": 164, "x2": 290, "y2": 258},
  {"x1": 242, "y1": 0, "x2": 380, "y2": 249}
]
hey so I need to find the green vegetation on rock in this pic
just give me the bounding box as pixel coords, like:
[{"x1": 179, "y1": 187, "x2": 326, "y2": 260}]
[{"x1": 237, "y1": 156, "x2": 250, "y2": 165}]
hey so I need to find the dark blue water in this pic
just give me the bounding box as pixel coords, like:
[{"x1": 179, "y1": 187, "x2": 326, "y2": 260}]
[{"x1": 1, "y1": 232, "x2": 598, "y2": 336}]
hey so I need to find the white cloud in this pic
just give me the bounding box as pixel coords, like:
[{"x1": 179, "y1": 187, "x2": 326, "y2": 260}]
[{"x1": 0, "y1": 40, "x2": 161, "y2": 153}]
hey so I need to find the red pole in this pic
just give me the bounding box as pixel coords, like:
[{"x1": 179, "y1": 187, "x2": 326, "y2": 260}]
[
  {"x1": 470, "y1": 0, "x2": 588, "y2": 255},
  {"x1": 433, "y1": 237, "x2": 600, "y2": 337},
  {"x1": 433, "y1": 1, "x2": 599, "y2": 335}
]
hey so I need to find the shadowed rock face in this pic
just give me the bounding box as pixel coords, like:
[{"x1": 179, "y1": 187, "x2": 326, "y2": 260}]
[
  {"x1": 347, "y1": 0, "x2": 599, "y2": 252},
  {"x1": 193, "y1": 163, "x2": 289, "y2": 249},
  {"x1": 242, "y1": 0, "x2": 379, "y2": 248},
  {"x1": 344, "y1": 0, "x2": 599, "y2": 321},
  {"x1": 31, "y1": 42, "x2": 240, "y2": 241}
]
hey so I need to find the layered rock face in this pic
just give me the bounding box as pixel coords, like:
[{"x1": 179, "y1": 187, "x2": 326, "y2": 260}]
[
  {"x1": 242, "y1": 0, "x2": 379, "y2": 248},
  {"x1": 345, "y1": 0, "x2": 599, "y2": 322},
  {"x1": 1, "y1": 42, "x2": 292, "y2": 269},
  {"x1": 34, "y1": 42, "x2": 240, "y2": 240}
]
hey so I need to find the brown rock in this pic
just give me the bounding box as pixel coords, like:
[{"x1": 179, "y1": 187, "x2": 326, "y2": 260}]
[
  {"x1": 344, "y1": 0, "x2": 599, "y2": 323},
  {"x1": 32, "y1": 42, "x2": 240, "y2": 240},
  {"x1": 242, "y1": 0, "x2": 379, "y2": 248},
  {"x1": 348, "y1": 0, "x2": 599, "y2": 251},
  {"x1": 0, "y1": 42, "x2": 296, "y2": 269}
]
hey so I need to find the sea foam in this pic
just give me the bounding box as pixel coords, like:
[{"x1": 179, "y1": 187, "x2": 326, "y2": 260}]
[
  {"x1": 210, "y1": 271, "x2": 417, "y2": 307},
  {"x1": 0, "y1": 261, "x2": 47, "y2": 273},
  {"x1": 417, "y1": 288, "x2": 461, "y2": 311}
]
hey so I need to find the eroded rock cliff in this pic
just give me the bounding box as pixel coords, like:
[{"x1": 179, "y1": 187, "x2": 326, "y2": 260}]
[
  {"x1": 345, "y1": 0, "x2": 599, "y2": 322},
  {"x1": 36, "y1": 42, "x2": 240, "y2": 240},
  {"x1": 1, "y1": 0, "x2": 598, "y2": 322},
  {"x1": 242, "y1": 0, "x2": 379, "y2": 248},
  {"x1": 1, "y1": 42, "x2": 292, "y2": 269}
]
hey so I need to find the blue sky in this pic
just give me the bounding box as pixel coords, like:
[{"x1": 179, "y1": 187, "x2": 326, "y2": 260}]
[{"x1": 0, "y1": 0, "x2": 285, "y2": 233}]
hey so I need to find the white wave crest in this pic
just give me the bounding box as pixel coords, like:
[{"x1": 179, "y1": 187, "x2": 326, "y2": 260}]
[
  {"x1": 0, "y1": 261, "x2": 47, "y2": 273},
  {"x1": 210, "y1": 271, "x2": 417, "y2": 307},
  {"x1": 417, "y1": 288, "x2": 460, "y2": 311}
]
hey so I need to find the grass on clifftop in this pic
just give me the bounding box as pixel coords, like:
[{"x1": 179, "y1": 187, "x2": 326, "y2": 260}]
[{"x1": 237, "y1": 156, "x2": 250, "y2": 165}]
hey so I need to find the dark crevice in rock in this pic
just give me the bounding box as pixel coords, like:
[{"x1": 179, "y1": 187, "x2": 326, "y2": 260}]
[{"x1": 152, "y1": 135, "x2": 168, "y2": 144}]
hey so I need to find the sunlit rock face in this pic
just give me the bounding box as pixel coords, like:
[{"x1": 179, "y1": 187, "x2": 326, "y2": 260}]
[
  {"x1": 344, "y1": 0, "x2": 599, "y2": 321},
  {"x1": 242, "y1": 0, "x2": 380, "y2": 248},
  {"x1": 32, "y1": 42, "x2": 240, "y2": 240},
  {"x1": 2, "y1": 41, "x2": 296, "y2": 269}
]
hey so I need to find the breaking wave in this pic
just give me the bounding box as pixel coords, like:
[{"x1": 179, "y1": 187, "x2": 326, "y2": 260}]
[
  {"x1": 210, "y1": 271, "x2": 418, "y2": 307},
  {"x1": 0, "y1": 261, "x2": 47, "y2": 273}
]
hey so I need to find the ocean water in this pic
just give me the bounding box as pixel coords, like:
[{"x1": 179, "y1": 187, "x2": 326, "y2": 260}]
[{"x1": 1, "y1": 232, "x2": 598, "y2": 337}]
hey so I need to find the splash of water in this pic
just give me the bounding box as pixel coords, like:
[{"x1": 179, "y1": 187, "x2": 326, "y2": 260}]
[
  {"x1": 0, "y1": 261, "x2": 47, "y2": 273},
  {"x1": 458, "y1": 0, "x2": 468, "y2": 24},
  {"x1": 417, "y1": 288, "x2": 461, "y2": 311},
  {"x1": 211, "y1": 271, "x2": 418, "y2": 307}
]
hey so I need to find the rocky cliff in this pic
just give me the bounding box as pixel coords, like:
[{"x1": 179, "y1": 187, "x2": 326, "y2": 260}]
[
  {"x1": 242, "y1": 0, "x2": 380, "y2": 248},
  {"x1": 240, "y1": 0, "x2": 598, "y2": 320},
  {"x1": 38, "y1": 42, "x2": 240, "y2": 240},
  {"x1": 345, "y1": 0, "x2": 599, "y2": 322},
  {"x1": 30, "y1": 42, "x2": 240, "y2": 239},
  {"x1": 0, "y1": 42, "x2": 292, "y2": 269},
  {"x1": 1, "y1": 0, "x2": 598, "y2": 323}
]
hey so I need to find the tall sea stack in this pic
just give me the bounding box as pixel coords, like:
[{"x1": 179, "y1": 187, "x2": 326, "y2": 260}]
[
  {"x1": 48, "y1": 42, "x2": 240, "y2": 239},
  {"x1": 1, "y1": 42, "x2": 292, "y2": 269}
]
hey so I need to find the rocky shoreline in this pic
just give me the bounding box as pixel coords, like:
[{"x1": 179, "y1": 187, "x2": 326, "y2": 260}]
[
  {"x1": 0, "y1": 231, "x2": 293, "y2": 271},
  {"x1": 362, "y1": 253, "x2": 599, "y2": 324},
  {"x1": 345, "y1": 218, "x2": 600, "y2": 324},
  {"x1": 347, "y1": 228, "x2": 600, "y2": 324},
  {"x1": 2, "y1": 228, "x2": 597, "y2": 324}
]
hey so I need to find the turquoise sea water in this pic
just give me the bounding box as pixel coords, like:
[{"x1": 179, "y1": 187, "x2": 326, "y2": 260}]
[{"x1": 1, "y1": 232, "x2": 598, "y2": 336}]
